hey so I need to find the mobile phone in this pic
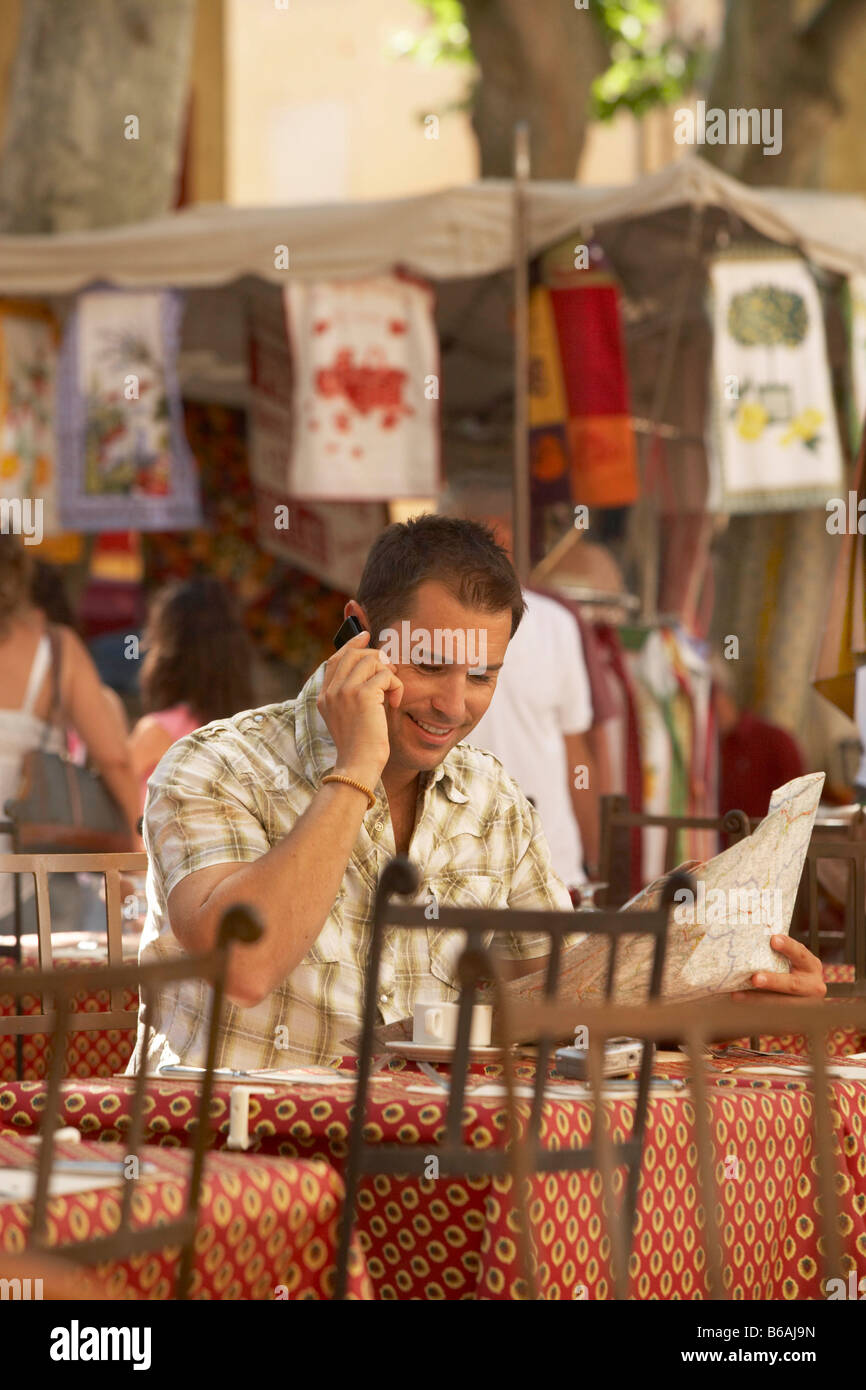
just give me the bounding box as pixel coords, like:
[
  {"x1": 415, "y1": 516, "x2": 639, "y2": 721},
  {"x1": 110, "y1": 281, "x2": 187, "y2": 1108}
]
[{"x1": 333, "y1": 615, "x2": 365, "y2": 649}]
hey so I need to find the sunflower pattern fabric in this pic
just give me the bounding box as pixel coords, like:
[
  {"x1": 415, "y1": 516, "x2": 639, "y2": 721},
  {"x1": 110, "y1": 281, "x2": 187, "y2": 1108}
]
[{"x1": 707, "y1": 255, "x2": 844, "y2": 513}]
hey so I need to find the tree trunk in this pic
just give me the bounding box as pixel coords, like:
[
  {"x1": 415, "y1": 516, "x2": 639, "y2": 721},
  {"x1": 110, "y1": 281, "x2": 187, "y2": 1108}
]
[
  {"x1": 462, "y1": 0, "x2": 609, "y2": 178},
  {"x1": 702, "y1": 0, "x2": 866, "y2": 187},
  {"x1": 0, "y1": 0, "x2": 196, "y2": 232}
]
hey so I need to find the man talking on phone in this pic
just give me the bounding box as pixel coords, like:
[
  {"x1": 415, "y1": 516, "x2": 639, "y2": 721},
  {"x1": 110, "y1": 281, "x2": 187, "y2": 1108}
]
[{"x1": 131, "y1": 515, "x2": 825, "y2": 1072}]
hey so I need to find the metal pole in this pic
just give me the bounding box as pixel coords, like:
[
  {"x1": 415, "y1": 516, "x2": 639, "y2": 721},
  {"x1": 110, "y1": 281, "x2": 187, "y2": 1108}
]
[
  {"x1": 513, "y1": 122, "x2": 531, "y2": 584},
  {"x1": 632, "y1": 204, "x2": 704, "y2": 621}
]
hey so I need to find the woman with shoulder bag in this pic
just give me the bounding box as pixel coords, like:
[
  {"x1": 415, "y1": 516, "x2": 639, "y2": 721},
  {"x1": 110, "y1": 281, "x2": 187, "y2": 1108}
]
[{"x1": 0, "y1": 536, "x2": 139, "y2": 931}]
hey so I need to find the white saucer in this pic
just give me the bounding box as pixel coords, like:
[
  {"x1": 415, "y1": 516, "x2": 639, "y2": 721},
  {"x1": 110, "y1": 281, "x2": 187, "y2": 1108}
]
[{"x1": 384, "y1": 1041, "x2": 504, "y2": 1063}]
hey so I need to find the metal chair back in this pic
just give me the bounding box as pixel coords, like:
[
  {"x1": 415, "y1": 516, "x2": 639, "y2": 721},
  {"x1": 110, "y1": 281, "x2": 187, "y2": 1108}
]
[
  {"x1": 0, "y1": 852, "x2": 148, "y2": 1062},
  {"x1": 599, "y1": 795, "x2": 751, "y2": 906},
  {"x1": 0, "y1": 903, "x2": 262, "y2": 1299},
  {"x1": 792, "y1": 813, "x2": 866, "y2": 992},
  {"x1": 334, "y1": 854, "x2": 692, "y2": 1299},
  {"x1": 501, "y1": 992, "x2": 866, "y2": 1298}
]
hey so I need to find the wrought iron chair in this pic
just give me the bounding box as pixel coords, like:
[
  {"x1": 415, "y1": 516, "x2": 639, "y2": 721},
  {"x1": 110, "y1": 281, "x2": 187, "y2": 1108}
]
[
  {"x1": 792, "y1": 814, "x2": 866, "y2": 994},
  {"x1": 0, "y1": 850, "x2": 148, "y2": 1078},
  {"x1": 598, "y1": 795, "x2": 751, "y2": 907},
  {"x1": 500, "y1": 991, "x2": 866, "y2": 1298},
  {"x1": 334, "y1": 854, "x2": 693, "y2": 1300},
  {"x1": 0, "y1": 903, "x2": 262, "y2": 1299}
]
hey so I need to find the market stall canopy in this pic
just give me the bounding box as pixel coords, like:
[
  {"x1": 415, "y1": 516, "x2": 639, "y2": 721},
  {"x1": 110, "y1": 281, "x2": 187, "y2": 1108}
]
[{"x1": 3, "y1": 155, "x2": 866, "y2": 294}]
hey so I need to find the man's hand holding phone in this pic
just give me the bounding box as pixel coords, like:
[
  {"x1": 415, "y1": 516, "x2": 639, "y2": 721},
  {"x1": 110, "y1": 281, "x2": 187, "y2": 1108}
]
[
  {"x1": 168, "y1": 625, "x2": 404, "y2": 1007},
  {"x1": 317, "y1": 628, "x2": 403, "y2": 788}
]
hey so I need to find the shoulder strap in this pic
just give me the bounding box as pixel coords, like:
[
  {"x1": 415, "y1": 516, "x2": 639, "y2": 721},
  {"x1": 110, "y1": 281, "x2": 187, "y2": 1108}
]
[
  {"x1": 20, "y1": 633, "x2": 51, "y2": 714},
  {"x1": 44, "y1": 624, "x2": 64, "y2": 738}
]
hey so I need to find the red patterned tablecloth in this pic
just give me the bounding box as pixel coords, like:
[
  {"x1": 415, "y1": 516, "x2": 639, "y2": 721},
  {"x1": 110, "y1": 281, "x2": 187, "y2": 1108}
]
[
  {"x1": 0, "y1": 1132, "x2": 370, "y2": 1299},
  {"x1": 0, "y1": 968, "x2": 537, "y2": 1084},
  {"x1": 0, "y1": 951, "x2": 137, "y2": 1082},
  {"x1": 1, "y1": 961, "x2": 862, "y2": 1084},
  {"x1": 2, "y1": 1063, "x2": 864, "y2": 1299},
  {"x1": 725, "y1": 964, "x2": 864, "y2": 1056}
]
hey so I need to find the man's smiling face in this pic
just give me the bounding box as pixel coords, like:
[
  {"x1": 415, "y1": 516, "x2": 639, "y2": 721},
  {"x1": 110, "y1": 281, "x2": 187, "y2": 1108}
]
[{"x1": 364, "y1": 579, "x2": 513, "y2": 776}]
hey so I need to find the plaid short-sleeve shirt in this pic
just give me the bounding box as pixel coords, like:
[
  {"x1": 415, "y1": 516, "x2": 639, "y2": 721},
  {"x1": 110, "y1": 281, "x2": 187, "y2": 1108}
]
[{"x1": 131, "y1": 663, "x2": 572, "y2": 1071}]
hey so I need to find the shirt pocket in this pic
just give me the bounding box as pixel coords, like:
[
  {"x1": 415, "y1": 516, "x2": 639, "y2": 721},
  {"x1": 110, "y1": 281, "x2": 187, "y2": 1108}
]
[
  {"x1": 422, "y1": 870, "x2": 508, "y2": 989},
  {"x1": 234, "y1": 775, "x2": 305, "y2": 849}
]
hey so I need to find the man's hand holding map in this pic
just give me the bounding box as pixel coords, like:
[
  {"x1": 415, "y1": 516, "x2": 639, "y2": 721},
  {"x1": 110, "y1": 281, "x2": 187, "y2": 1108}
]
[{"x1": 508, "y1": 772, "x2": 826, "y2": 1010}]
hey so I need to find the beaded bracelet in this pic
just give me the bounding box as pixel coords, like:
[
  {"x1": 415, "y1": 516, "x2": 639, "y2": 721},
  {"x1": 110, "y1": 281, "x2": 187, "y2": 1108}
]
[{"x1": 321, "y1": 773, "x2": 377, "y2": 811}]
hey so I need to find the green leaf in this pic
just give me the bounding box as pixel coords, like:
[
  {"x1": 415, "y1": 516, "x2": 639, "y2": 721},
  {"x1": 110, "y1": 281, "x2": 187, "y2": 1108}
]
[{"x1": 395, "y1": 0, "x2": 710, "y2": 128}]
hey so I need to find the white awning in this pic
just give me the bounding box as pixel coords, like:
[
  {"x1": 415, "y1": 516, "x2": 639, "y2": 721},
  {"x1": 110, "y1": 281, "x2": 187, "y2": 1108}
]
[{"x1": 2, "y1": 156, "x2": 866, "y2": 294}]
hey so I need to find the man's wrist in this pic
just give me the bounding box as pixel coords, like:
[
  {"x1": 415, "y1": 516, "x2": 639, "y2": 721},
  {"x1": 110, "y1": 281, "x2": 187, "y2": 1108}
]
[
  {"x1": 321, "y1": 767, "x2": 381, "y2": 811},
  {"x1": 332, "y1": 763, "x2": 381, "y2": 791}
]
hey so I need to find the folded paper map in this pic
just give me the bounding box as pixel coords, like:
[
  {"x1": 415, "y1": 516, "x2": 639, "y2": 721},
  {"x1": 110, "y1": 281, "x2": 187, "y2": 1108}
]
[
  {"x1": 503, "y1": 772, "x2": 824, "y2": 1014},
  {"x1": 340, "y1": 773, "x2": 824, "y2": 1049}
]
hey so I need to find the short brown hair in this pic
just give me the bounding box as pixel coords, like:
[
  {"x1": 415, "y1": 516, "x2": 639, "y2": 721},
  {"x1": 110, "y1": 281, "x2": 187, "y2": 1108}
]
[
  {"x1": 356, "y1": 514, "x2": 524, "y2": 643},
  {"x1": 0, "y1": 535, "x2": 34, "y2": 637}
]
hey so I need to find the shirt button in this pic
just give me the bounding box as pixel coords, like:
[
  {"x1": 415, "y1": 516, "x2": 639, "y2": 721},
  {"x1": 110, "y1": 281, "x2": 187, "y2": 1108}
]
[{"x1": 379, "y1": 991, "x2": 390, "y2": 1004}]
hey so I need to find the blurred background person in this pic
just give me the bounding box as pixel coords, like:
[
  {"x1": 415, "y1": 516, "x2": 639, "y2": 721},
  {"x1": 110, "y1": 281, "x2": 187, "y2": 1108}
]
[
  {"x1": 439, "y1": 477, "x2": 598, "y2": 893},
  {"x1": 30, "y1": 559, "x2": 77, "y2": 631},
  {"x1": 130, "y1": 576, "x2": 255, "y2": 812},
  {"x1": 31, "y1": 558, "x2": 131, "y2": 751},
  {"x1": 0, "y1": 536, "x2": 138, "y2": 929},
  {"x1": 714, "y1": 657, "x2": 805, "y2": 821}
]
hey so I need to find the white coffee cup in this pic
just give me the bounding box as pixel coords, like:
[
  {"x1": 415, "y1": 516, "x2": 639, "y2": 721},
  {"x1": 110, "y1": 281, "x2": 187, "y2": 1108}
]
[{"x1": 412, "y1": 1001, "x2": 492, "y2": 1047}]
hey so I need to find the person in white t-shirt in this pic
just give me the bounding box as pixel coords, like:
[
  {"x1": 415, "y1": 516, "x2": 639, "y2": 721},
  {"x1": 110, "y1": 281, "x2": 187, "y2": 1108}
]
[{"x1": 439, "y1": 478, "x2": 596, "y2": 890}]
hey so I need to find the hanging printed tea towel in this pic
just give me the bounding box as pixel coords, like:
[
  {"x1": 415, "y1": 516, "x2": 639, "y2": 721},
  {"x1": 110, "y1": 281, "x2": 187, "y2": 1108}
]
[
  {"x1": 284, "y1": 274, "x2": 440, "y2": 500},
  {"x1": 57, "y1": 290, "x2": 201, "y2": 532},
  {"x1": 708, "y1": 255, "x2": 844, "y2": 513},
  {"x1": 847, "y1": 273, "x2": 866, "y2": 452},
  {"x1": 0, "y1": 302, "x2": 61, "y2": 537}
]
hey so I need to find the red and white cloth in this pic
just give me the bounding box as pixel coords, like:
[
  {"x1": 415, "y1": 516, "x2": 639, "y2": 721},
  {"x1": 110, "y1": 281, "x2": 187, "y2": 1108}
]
[
  {"x1": 247, "y1": 287, "x2": 387, "y2": 590},
  {"x1": 284, "y1": 274, "x2": 440, "y2": 500}
]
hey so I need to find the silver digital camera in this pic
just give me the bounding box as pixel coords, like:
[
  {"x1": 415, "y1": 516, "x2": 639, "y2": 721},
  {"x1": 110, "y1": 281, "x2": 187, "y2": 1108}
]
[{"x1": 554, "y1": 1036, "x2": 650, "y2": 1080}]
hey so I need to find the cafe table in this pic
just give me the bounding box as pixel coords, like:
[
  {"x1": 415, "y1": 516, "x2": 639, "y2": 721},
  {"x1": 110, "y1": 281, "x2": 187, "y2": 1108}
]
[
  {"x1": 1, "y1": 961, "x2": 861, "y2": 1085},
  {"x1": 2, "y1": 1055, "x2": 865, "y2": 1299},
  {"x1": 0, "y1": 1131, "x2": 371, "y2": 1299},
  {"x1": 0, "y1": 934, "x2": 140, "y2": 1082}
]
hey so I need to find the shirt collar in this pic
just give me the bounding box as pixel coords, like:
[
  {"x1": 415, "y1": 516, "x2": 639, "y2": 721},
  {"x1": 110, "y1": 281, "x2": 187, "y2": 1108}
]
[
  {"x1": 294, "y1": 662, "x2": 470, "y2": 804},
  {"x1": 425, "y1": 758, "x2": 470, "y2": 805}
]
